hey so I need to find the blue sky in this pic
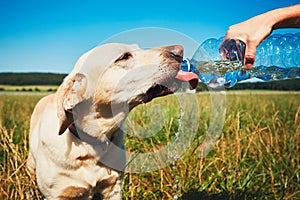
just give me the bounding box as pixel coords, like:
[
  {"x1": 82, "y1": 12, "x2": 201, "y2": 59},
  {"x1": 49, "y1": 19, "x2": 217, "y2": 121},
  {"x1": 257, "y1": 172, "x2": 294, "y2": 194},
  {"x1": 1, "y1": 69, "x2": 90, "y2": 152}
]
[{"x1": 0, "y1": 0, "x2": 299, "y2": 73}]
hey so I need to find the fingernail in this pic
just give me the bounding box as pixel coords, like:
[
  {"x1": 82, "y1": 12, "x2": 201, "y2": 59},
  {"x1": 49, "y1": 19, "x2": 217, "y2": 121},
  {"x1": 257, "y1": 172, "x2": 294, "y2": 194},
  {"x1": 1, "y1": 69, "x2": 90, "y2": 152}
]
[
  {"x1": 245, "y1": 64, "x2": 252, "y2": 69},
  {"x1": 245, "y1": 58, "x2": 254, "y2": 69},
  {"x1": 245, "y1": 58, "x2": 254, "y2": 64}
]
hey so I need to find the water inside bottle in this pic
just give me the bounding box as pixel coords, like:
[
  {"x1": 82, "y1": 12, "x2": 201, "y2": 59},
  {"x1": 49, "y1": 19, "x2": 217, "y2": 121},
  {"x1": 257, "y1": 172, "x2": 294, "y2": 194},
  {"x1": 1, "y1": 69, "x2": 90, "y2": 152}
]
[
  {"x1": 193, "y1": 59, "x2": 248, "y2": 88},
  {"x1": 193, "y1": 59, "x2": 300, "y2": 88},
  {"x1": 250, "y1": 65, "x2": 300, "y2": 81},
  {"x1": 189, "y1": 32, "x2": 300, "y2": 88}
]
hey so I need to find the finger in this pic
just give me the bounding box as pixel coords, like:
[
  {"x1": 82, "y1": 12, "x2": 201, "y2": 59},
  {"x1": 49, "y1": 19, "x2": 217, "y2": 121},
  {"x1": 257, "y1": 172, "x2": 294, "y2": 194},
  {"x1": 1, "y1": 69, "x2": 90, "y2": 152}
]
[
  {"x1": 236, "y1": 40, "x2": 246, "y2": 62},
  {"x1": 219, "y1": 39, "x2": 242, "y2": 61},
  {"x1": 244, "y1": 41, "x2": 257, "y2": 69},
  {"x1": 219, "y1": 38, "x2": 230, "y2": 60}
]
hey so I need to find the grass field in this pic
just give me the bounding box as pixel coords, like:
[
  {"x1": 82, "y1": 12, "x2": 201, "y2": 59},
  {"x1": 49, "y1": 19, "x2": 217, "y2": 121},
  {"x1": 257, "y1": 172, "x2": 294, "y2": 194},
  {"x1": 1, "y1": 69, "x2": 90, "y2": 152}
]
[
  {"x1": 0, "y1": 91, "x2": 299, "y2": 199},
  {"x1": 0, "y1": 85, "x2": 58, "y2": 92}
]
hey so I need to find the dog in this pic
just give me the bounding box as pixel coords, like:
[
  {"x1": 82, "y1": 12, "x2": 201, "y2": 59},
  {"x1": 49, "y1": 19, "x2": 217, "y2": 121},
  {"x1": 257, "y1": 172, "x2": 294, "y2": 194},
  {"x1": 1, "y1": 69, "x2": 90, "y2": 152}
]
[{"x1": 27, "y1": 43, "x2": 198, "y2": 199}]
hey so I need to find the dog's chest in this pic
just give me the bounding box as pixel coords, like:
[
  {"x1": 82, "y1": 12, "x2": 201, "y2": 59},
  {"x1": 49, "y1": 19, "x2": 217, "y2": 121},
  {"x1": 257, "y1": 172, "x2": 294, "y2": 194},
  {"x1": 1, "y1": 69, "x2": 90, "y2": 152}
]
[
  {"x1": 57, "y1": 162, "x2": 121, "y2": 199},
  {"x1": 70, "y1": 154, "x2": 121, "y2": 185}
]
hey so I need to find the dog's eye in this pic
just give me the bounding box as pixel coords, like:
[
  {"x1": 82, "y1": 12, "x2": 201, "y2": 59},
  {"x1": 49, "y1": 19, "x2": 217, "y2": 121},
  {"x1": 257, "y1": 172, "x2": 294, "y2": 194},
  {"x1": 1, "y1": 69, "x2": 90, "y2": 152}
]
[{"x1": 115, "y1": 52, "x2": 132, "y2": 62}]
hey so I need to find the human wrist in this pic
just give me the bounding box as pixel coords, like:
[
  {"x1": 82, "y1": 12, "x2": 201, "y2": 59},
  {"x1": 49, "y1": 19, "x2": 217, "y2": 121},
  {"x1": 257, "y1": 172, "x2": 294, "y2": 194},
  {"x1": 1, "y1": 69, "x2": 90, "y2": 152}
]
[{"x1": 271, "y1": 4, "x2": 300, "y2": 29}]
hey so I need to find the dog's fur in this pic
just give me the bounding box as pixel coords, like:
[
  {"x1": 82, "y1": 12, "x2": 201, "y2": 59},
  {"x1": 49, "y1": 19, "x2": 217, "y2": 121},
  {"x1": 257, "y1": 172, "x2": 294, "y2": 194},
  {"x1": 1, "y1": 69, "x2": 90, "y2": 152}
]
[{"x1": 27, "y1": 43, "x2": 185, "y2": 199}]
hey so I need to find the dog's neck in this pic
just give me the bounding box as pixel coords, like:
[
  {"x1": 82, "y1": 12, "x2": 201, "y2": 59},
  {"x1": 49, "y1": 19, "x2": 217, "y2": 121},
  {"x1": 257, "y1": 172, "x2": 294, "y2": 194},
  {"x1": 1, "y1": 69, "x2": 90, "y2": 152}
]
[
  {"x1": 68, "y1": 123, "x2": 115, "y2": 143},
  {"x1": 68, "y1": 122, "x2": 126, "y2": 172},
  {"x1": 69, "y1": 102, "x2": 127, "y2": 144},
  {"x1": 67, "y1": 107, "x2": 127, "y2": 172}
]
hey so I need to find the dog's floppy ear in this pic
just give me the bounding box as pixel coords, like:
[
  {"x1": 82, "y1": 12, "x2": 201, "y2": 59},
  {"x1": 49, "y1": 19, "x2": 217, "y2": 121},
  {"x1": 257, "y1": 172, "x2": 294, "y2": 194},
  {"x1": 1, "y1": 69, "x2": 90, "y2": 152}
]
[{"x1": 57, "y1": 73, "x2": 87, "y2": 135}]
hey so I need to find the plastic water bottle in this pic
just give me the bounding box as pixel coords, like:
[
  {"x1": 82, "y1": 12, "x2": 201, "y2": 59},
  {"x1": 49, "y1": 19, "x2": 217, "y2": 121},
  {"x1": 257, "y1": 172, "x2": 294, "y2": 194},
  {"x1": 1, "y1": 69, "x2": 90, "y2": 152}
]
[{"x1": 182, "y1": 32, "x2": 300, "y2": 88}]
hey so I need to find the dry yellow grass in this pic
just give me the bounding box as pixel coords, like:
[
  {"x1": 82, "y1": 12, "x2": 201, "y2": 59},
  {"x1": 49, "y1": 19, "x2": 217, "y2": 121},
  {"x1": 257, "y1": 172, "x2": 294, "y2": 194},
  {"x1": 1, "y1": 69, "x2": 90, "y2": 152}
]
[{"x1": 0, "y1": 92, "x2": 299, "y2": 199}]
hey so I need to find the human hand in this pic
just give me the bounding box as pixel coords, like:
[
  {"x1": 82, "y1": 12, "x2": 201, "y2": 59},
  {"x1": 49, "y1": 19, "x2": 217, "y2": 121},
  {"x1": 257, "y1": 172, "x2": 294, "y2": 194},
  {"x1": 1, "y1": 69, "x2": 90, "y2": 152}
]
[
  {"x1": 219, "y1": 4, "x2": 300, "y2": 69},
  {"x1": 219, "y1": 14, "x2": 274, "y2": 69}
]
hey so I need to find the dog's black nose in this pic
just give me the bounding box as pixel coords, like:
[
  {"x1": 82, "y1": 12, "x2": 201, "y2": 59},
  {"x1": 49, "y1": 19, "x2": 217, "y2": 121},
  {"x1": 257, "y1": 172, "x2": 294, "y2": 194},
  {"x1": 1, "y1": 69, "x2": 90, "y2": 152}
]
[{"x1": 168, "y1": 45, "x2": 183, "y2": 62}]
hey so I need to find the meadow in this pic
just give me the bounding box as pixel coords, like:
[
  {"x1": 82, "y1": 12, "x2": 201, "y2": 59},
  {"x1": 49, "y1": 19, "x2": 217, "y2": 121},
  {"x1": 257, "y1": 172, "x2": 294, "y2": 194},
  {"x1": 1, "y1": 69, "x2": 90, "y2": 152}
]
[
  {"x1": 0, "y1": 85, "x2": 58, "y2": 92},
  {"x1": 0, "y1": 91, "x2": 299, "y2": 199}
]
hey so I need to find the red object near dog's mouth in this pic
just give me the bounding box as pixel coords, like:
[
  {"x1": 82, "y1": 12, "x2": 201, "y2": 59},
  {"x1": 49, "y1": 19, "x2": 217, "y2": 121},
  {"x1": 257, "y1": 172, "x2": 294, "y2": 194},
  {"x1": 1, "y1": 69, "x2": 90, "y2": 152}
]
[
  {"x1": 141, "y1": 70, "x2": 199, "y2": 105},
  {"x1": 175, "y1": 70, "x2": 199, "y2": 89}
]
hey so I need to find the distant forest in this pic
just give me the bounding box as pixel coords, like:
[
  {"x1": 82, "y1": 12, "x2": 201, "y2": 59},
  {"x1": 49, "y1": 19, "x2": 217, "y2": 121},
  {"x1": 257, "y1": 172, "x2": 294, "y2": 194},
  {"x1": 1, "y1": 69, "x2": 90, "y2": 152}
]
[
  {"x1": 0, "y1": 72, "x2": 67, "y2": 85},
  {"x1": 0, "y1": 72, "x2": 300, "y2": 91},
  {"x1": 197, "y1": 78, "x2": 300, "y2": 91},
  {"x1": 228, "y1": 79, "x2": 300, "y2": 91}
]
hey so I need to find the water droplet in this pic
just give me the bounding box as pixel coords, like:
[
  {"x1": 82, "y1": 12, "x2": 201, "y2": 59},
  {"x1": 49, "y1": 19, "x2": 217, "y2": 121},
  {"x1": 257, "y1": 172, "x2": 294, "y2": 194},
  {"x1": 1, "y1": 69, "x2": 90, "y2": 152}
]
[{"x1": 169, "y1": 88, "x2": 184, "y2": 199}]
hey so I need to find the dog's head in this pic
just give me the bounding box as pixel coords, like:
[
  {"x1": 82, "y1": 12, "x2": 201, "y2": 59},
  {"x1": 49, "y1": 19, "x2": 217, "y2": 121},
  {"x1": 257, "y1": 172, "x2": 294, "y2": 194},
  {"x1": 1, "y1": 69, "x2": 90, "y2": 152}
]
[{"x1": 57, "y1": 43, "x2": 198, "y2": 136}]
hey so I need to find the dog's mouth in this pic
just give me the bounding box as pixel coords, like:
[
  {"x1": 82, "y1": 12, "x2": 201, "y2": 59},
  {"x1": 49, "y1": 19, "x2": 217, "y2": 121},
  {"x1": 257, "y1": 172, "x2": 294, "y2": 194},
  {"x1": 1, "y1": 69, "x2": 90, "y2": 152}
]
[{"x1": 144, "y1": 70, "x2": 199, "y2": 103}]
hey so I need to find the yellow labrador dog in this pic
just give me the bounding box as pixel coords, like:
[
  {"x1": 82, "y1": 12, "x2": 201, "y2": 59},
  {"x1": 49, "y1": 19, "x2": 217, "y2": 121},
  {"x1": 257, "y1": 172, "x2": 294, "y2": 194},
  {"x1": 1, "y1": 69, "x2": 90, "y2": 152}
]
[{"x1": 27, "y1": 43, "x2": 198, "y2": 199}]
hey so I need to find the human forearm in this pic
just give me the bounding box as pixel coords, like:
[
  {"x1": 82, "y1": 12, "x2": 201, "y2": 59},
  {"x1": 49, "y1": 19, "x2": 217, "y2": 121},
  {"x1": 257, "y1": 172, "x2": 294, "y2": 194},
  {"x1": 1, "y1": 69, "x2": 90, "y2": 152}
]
[
  {"x1": 220, "y1": 4, "x2": 300, "y2": 69},
  {"x1": 271, "y1": 4, "x2": 300, "y2": 29}
]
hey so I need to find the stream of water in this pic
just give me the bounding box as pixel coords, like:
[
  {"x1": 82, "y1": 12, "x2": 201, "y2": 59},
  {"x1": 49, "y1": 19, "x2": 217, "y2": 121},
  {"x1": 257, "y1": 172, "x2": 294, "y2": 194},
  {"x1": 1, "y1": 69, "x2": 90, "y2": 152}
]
[{"x1": 169, "y1": 88, "x2": 184, "y2": 200}]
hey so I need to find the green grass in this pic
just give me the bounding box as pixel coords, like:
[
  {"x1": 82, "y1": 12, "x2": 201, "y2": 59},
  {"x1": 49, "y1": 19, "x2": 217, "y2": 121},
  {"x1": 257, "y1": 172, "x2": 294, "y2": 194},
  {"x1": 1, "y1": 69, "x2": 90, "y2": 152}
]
[
  {"x1": 0, "y1": 85, "x2": 58, "y2": 92},
  {"x1": 0, "y1": 92, "x2": 299, "y2": 199}
]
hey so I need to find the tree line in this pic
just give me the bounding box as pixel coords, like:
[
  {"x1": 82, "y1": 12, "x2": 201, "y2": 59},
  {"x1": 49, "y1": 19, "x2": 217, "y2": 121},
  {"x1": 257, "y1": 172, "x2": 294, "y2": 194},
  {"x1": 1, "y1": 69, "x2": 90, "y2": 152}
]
[
  {"x1": 0, "y1": 72, "x2": 299, "y2": 91},
  {"x1": 0, "y1": 73, "x2": 67, "y2": 85},
  {"x1": 196, "y1": 78, "x2": 300, "y2": 91}
]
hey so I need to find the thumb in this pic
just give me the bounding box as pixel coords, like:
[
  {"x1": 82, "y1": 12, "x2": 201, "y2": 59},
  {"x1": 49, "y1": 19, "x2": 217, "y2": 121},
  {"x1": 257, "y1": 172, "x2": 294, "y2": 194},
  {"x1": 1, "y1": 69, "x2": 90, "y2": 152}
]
[{"x1": 244, "y1": 41, "x2": 257, "y2": 69}]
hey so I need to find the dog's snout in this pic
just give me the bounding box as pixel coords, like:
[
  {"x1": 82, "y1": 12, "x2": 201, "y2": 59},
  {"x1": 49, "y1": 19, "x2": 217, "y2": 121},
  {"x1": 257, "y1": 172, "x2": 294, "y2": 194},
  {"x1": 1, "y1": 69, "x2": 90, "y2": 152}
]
[
  {"x1": 168, "y1": 45, "x2": 183, "y2": 57},
  {"x1": 167, "y1": 45, "x2": 183, "y2": 62}
]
